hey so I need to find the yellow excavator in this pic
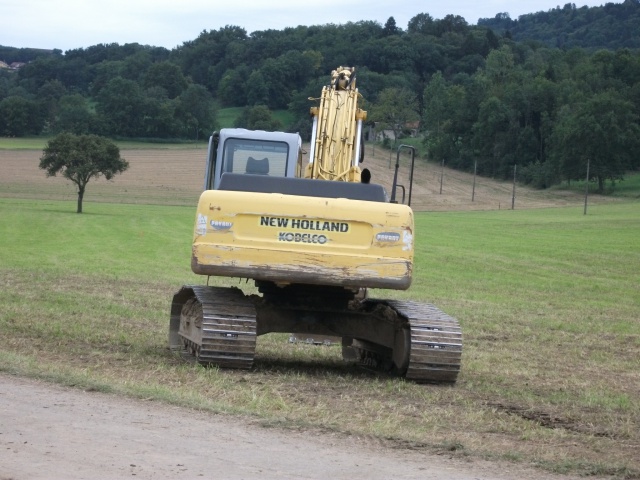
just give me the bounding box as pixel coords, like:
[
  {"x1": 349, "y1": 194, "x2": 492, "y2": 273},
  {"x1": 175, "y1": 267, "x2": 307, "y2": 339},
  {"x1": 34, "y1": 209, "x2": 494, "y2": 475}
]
[{"x1": 169, "y1": 67, "x2": 462, "y2": 382}]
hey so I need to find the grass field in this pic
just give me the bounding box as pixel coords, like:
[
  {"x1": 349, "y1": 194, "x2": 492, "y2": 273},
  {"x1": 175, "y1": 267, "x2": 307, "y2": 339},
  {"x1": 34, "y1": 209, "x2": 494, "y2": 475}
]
[
  {"x1": 556, "y1": 172, "x2": 640, "y2": 198},
  {"x1": 1, "y1": 144, "x2": 639, "y2": 478},
  {"x1": 217, "y1": 107, "x2": 244, "y2": 128}
]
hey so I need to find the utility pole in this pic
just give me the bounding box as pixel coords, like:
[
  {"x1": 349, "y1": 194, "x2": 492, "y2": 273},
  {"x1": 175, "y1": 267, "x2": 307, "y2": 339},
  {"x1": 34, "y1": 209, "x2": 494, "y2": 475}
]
[
  {"x1": 439, "y1": 159, "x2": 444, "y2": 195},
  {"x1": 584, "y1": 158, "x2": 590, "y2": 215},
  {"x1": 472, "y1": 160, "x2": 477, "y2": 202},
  {"x1": 511, "y1": 164, "x2": 517, "y2": 210},
  {"x1": 371, "y1": 125, "x2": 376, "y2": 156}
]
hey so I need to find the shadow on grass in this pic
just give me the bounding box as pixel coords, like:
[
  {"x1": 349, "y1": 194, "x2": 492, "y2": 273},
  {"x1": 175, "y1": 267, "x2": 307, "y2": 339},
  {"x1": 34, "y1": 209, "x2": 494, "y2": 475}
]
[
  {"x1": 39, "y1": 206, "x2": 123, "y2": 216},
  {"x1": 166, "y1": 348, "x2": 388, "y2": 381},
  {"x1": 163, "y1": 346, "x2": 455, "y2": 384},
  {"x1": 252, "y1": 356, "x2": 394, "y2": 381}
]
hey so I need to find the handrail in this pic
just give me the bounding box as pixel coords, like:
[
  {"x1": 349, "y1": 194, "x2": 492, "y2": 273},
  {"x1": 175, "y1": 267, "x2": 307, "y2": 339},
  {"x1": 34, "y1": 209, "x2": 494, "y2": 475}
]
[{"x1": 389, "y1": 144, "x2": 416, "y2": 206}]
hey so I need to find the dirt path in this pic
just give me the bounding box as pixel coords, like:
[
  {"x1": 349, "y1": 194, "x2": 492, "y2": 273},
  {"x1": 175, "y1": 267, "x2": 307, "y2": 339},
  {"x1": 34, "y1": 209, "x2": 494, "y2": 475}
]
[{"x1": 1, "y1": 374, "x2": 589, "y2": 480}]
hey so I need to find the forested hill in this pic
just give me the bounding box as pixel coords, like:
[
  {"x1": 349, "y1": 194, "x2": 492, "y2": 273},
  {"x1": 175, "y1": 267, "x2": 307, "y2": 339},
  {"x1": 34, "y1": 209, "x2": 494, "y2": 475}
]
[
  {"x1": 1, "y1": 5, "x2": 639, "y2": 193},
  {"x1": 478, "y1": 0, "x2": 640, "y2": 49}
]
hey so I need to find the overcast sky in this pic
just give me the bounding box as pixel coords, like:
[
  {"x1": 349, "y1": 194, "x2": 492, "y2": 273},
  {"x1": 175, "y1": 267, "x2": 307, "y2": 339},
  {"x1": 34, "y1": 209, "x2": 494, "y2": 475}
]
[{"x1": 2, "y1": 0, "x2": 616, "y2": 52}]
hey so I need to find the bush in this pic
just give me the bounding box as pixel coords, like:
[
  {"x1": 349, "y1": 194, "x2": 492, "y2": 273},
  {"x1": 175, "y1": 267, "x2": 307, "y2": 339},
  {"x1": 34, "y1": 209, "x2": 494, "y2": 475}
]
[{"x1": 520, "y1": 161, "x2": 558, "y2": 189}]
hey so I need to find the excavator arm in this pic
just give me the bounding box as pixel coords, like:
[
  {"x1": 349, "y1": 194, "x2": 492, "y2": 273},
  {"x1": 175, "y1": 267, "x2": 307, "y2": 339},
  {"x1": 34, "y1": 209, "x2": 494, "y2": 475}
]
[{"x1": 307, "y1": 67, "x2": 367, "y2": 182}]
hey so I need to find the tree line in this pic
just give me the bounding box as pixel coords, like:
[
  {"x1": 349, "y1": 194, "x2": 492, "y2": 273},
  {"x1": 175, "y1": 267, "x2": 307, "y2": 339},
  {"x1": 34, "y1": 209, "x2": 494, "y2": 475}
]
[
  {"x1": 479, "y1": 0, "x2": 640, "y2": 50},
  {"x1": 421, "y1": 45, "x2": 640, "y2": 191},
  {"x1": 1, "y1": 2, "x2": 639, "y2": 191}
]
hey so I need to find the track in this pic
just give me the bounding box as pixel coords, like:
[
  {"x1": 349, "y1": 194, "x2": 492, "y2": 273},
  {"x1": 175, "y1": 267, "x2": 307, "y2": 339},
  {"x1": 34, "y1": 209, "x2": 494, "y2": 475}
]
[
  {"x1": 176, "y1": 286, "x2": 257, "y2": 369},
  {"x1": 385, "y1": 300, "x2": 462, "y2": 383},
  {"x1": 172, "y1": 286, "x2": 462, "y2": 383}
]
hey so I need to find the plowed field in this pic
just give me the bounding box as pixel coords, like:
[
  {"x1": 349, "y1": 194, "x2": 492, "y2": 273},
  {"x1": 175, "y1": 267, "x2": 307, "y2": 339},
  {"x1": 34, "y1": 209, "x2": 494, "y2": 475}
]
[{"x1": 0, "y1": 145, "x2": 612, "y2": 210}]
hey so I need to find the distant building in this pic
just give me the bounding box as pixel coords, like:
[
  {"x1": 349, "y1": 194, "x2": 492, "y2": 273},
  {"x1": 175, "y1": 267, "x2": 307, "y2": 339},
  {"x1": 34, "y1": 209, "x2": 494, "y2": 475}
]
[
  {"x1": 0, "y1": 61, "x2": 26, "y2": 71},
  {"x1": 373, "y1": 121, "x2": 421, "y2": 141}
]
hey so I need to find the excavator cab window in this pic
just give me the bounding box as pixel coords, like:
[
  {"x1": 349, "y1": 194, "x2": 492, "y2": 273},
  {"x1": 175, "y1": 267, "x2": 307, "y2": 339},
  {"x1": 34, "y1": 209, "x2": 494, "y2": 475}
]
[
  {"x1": 204, "y1": 132, "x2": 219, "y2": 191},
  {"x1": 221, "y1": 138, "x2": 288, "y2": 178},
  {"x1": 205, "y1": 129, "x2": 301, "y2": 190}
]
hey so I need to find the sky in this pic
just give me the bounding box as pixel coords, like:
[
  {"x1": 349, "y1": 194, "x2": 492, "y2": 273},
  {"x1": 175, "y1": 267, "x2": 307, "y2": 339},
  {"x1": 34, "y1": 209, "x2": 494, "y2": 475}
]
[{"x1": 2, "y1": 0, "x2": 617, "y2": 52}]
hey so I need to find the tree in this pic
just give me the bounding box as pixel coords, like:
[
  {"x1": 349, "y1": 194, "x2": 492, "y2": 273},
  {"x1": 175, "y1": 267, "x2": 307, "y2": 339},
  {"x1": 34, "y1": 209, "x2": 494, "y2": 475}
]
[
  {"x1": 408, "y1": 13, "x2": 436, "y2": 36},
  {"x1": 484, "y1": 45, "x2": 515, "y2": 89},
  {"x1": 95, "y1": 77, "x2": 146, "y2": 136},
  {"x1": 39, "y1": 133, "x2": 129, "y2": 213},
  {"x1": 368, "y1": 88, "x2": 419, "y2": 148},
  {"x1": 423, "y1": 72, "x2": 448, "y2": 145},
  {"x1": 383, "y1": 17, "x2": 400, "y2": 36},
  {"x1": 217, "y1": 66, "x2": 250, "y2": 106},
  {"x1": 471, "y1": 96, "x2": 515, "y2": 177},
  {"x1": 176, "y1": 84, "x2": 217, "y2": 139},
  {"x1": 37, "y1": 79, "x2": 67, "y2": 130},
  {"x1": 245, "y1": 70, "x2": 269, "y2": 107},
  {"x1": 234, "y1": 105, "x2": 282, "y2": 131},
  {"x1": 550, "y1": 90, "x2": 640, "y2": 192},
  {"x1": 0, "y1": 96, "x2": 41, "y2": 136},
  {"x1": 142, "y1": 61, "x2": 188, "y2": 99},
  {"x1": 56, "y1": 94, "x2": 95, "y2": 134}
]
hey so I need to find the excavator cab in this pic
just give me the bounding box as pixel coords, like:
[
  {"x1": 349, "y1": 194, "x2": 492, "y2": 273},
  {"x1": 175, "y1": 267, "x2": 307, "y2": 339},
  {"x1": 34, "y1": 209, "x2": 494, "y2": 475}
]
[{"x1": 204, "y1": 128, "x2": 302, "y2": 190}]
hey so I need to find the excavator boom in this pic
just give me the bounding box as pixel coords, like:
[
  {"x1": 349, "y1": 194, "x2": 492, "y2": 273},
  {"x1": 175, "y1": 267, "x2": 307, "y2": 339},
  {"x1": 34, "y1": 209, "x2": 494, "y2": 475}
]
[{"x1": 307, "y1": 66, "x2": 366, "y2": 182}]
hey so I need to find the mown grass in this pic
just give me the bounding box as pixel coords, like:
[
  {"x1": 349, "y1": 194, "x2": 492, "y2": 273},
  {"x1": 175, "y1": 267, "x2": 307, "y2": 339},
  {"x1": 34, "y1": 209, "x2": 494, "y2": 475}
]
[
  {"x1": 272, "y1": 109, "x2": 296, "y2": 129},
  {"x1": 612, "y1": 173, "x2": 640, "y2": 198},
  {"x1": 383, "y1": 136, "x2": 429, "y2": 159},
  {"x1": 1, "y1": 198, "x2": 639, "y2": 478},
  {"x1": 553, "y1": 172, "x2": 640, "y2": 198},
  {"x1": 217, "y1": 107, "x2": 244, "y2": 128},
  {"x1": 0, "y1": 137, "x2": 51, "y2": 149}
]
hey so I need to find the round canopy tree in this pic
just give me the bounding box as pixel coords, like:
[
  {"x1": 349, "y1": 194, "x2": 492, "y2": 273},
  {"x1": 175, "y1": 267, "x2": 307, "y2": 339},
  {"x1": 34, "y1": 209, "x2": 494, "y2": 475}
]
[
  {"x1": 368, "y1": 87, "x2": 420, "y2": 149},
  {"x1": 39, "y1": 133, "x2": 129, "y2": 213}
]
